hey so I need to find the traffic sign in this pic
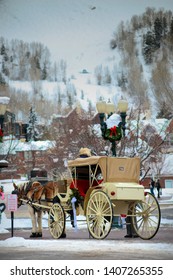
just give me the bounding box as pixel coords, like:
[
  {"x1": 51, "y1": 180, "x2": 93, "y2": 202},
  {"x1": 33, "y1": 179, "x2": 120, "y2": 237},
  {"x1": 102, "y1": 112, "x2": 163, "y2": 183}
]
[{"x1": 7, "y1": 194, "x2": 17, "y2": 212}]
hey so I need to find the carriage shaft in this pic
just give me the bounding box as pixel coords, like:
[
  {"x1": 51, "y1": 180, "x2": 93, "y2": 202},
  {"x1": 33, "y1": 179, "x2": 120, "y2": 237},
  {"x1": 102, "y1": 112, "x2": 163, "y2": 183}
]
[{"x1": 20, "y1": 199, "x2": 52, "y2": 210}]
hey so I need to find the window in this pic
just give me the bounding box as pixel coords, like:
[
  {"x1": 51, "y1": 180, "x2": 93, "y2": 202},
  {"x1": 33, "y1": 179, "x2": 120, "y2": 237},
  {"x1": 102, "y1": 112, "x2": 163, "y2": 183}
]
[{"x1": 165, "y1": 180, "x2": 173, "y2": 188}]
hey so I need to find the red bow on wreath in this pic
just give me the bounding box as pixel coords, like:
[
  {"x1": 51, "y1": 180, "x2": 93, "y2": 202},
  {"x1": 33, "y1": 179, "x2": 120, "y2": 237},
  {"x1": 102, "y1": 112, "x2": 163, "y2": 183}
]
[{"x1": 110, "y1": 126, "x2": 117, "y2": 136}]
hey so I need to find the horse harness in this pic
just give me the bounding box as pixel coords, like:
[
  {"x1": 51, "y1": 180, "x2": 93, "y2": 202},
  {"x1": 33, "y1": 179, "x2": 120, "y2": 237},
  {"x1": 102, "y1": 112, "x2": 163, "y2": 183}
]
[{"x1": 25, "y1": 182, "x2": 53, "y2": 211}]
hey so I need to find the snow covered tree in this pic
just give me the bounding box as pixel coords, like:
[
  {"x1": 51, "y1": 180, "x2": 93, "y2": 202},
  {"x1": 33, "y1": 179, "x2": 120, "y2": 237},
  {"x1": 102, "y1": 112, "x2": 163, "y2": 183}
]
[{"x1": 27, "y1": 107, "x2": 39, "y2": 141}]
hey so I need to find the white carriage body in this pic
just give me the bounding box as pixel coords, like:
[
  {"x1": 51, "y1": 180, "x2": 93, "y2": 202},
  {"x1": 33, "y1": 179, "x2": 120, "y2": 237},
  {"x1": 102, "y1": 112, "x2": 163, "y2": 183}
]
[{"x1": 68, "y1": 156, "x2": 144, "y2": 202}]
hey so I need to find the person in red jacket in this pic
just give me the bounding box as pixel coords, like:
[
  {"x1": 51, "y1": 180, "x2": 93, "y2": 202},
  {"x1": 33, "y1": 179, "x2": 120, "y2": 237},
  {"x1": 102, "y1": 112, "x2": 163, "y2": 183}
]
[{"x1": 0, "y1": 186, "x2": 5, "y2": 200}]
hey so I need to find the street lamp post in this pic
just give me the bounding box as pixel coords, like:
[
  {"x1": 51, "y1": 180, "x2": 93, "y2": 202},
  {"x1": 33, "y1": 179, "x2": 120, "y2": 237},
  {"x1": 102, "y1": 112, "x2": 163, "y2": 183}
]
[
  {"x1": 96, "y1": 98, "x2": 128, "y2": 157},
  {"x1": 117, "y1": 99, "x2": 128, "y2": 138}
]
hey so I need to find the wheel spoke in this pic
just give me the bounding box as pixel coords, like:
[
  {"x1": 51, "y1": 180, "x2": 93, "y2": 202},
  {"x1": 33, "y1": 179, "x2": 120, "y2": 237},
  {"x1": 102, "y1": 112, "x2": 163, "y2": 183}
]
[{"x1": 87, "y1": 202, "x2": 98, "y2": 214}]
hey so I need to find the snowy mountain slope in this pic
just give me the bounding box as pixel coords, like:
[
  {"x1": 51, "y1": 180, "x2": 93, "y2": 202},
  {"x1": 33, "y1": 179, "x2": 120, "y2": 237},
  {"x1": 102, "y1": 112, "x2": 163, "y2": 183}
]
[
  {"x1": 0, "y1": 0, "x2": 173, "y2": 121},
  {"x1": 0, "y1": 0, "x2": 173, "y2": 76}
]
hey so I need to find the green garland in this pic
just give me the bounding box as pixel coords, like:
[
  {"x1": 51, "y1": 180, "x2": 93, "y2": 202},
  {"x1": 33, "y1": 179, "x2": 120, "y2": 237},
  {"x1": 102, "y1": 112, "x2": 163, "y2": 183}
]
[
  {"x1": 68, "y1": 188, "x2": 83, "y2": 208},
  {"x1": 105, "y1": 126, "x2": 122, "y2": 141}
]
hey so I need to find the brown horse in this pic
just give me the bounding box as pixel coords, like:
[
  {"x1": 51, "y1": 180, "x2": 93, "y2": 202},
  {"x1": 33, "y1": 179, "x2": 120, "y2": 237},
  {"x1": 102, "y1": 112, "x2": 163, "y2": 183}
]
[{"x1": 13, "y1": 181, "x2": 65, "y2": 238}]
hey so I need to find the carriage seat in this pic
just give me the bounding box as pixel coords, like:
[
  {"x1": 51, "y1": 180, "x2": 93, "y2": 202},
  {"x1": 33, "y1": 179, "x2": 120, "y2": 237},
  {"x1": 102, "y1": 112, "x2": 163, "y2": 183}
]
[
  {"x1": 70, "y1": 180, "x2": 89, "y2": 197},
  {"x1": 70, "y1": 178, "x2": 103, "y2": 197},
  {"x1": 70, "y1": 165, "x2": 103, "y2": 197}
]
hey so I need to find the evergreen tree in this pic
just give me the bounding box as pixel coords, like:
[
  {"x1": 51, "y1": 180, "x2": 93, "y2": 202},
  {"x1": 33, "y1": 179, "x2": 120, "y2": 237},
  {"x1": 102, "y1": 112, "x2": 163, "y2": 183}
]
[
  {"x1": 2, "y1": 61, "x2": 9, "y2": 77},
  {"x1": 162, "y1": 16, "x2": 168, "y2": 37},
  {"x1": 143, "y1": 31, "x2": 155, "y2": 64},
  {"x1": 0, "y1": 72, "x2": 6, "y2": 85},
  {"x1": 88, "y1": 100, "x2": 93, "y2": 116},
  {"x1": 169, "y1": 17, "x2": 173, "y2": 39},
  {"x1": 57, "y1": 89, "x2": 62, "y2": 113},
  {"x1": 41, "y1": 62, "x2": 47, "y2": 80},
  {"x1": 27, "y1": 107, "x2": 39, "y2": 141},
  {"x1": 157, "y1": 102, "x2": 173, "y2": 119},
  {"x1": 81, "y1": 90, "x2": 84, "y2": 100},
  {"x1": 118, "y1": 71, "x2": 128, "y2": 89},
  {"x1": 67, "y1": 93, "x2": 73, "y2": 109},
  {"x1": 35, "y1": 54, "x2": 41, "y2": 70},
  {"x1": 154, "y1": 17, "x2": 163, "y2": 48},
  {"x1": 0, "y1": 43, "x2": 6, "y2": 55}
]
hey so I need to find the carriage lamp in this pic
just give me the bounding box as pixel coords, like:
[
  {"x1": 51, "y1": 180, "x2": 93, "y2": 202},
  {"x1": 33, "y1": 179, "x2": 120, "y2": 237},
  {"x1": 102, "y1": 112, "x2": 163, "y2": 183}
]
[
  {"x1": 0, "y1": 97, "x2": 10, "y2": 142},
  {"x1": 96, "y1": 98, "x2": 128, "y2": 156}
]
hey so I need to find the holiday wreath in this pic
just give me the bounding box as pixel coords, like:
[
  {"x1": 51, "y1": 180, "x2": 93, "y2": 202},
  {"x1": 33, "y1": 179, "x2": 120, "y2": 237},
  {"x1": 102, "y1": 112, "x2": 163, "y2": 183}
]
[{"x1": 105, "y1": 125, "x2": 122, "y2": 141}]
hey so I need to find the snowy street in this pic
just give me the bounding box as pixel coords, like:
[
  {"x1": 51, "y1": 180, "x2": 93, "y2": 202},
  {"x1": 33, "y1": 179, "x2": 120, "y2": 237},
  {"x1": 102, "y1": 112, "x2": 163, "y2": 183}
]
[{"x1": 0, "y1": 225, "x2": 173, "y2": 260}]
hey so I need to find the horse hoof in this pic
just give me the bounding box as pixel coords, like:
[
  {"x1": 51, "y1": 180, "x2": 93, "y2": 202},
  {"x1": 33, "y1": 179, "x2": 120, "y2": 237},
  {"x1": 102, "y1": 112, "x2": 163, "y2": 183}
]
[
  {"x1": 36, "y1": 233, "x2": 42, "y2": 237},
  {"x1": 30, "y1": 232, "x2": 37, "y2": 238}
]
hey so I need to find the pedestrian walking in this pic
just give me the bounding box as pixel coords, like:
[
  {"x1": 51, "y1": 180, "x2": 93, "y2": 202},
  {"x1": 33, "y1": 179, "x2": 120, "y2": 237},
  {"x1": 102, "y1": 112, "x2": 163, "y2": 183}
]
[
  {"x1": 155, "y1": 179, "x2": 161, "y2": 198},
  {"x1": 150, "y1": 178, "x2": 155, "y2": 196}
]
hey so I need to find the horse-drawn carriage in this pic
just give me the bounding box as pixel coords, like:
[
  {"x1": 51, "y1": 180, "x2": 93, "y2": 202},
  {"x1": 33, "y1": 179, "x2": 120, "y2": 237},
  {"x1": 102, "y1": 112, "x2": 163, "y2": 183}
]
[{"x1": 14, "y1": 156, "x2": 161, "y2": 240}]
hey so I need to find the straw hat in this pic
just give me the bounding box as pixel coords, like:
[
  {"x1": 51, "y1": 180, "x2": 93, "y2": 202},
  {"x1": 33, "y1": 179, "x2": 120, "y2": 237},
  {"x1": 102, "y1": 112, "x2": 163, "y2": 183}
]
[{"x1": 79, "y1": 147, "x2": 91, "y2": 157}]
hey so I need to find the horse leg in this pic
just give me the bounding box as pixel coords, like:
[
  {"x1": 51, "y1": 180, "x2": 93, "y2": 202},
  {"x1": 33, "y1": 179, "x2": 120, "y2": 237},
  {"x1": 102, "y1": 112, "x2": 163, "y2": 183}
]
[
  {"x1": 27, "y1": 205, "x2": 37, "y2": 238},
  {"x1": 36, "y1": 210, "x2": 43, "y2": 237}
]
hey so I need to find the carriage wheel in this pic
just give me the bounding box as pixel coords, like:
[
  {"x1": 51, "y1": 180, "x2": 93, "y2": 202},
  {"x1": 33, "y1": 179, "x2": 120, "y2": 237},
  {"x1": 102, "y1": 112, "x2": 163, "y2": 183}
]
[
  {"x1": 130, "y1": 192, "x2": 161, "y2": 240},
  {"x1": 86, "y1": 190, "x2": 113, "y2": 239},
  {"x1": 48, "y1": 203, "x2": 65, "y2": 239}
]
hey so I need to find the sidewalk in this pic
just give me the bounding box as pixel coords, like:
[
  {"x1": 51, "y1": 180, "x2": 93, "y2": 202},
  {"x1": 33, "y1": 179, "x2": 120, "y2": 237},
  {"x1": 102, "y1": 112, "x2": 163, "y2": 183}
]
[{"x1": 152, "y1": 188, "x2": 173, "y2": 206}]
